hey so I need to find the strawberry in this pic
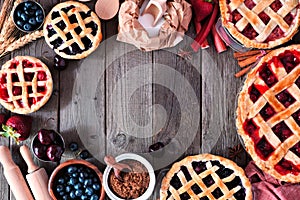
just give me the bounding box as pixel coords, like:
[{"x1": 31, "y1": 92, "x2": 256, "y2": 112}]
[
  {"x1": 190, "y1": 0, "x2": 213, "y2": 22},
  {"x1": 0, "y1": 115, "x2": 32, "y2": 144}
]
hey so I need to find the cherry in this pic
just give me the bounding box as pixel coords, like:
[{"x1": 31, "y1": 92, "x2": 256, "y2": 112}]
[
  {"x1": 38, "y1": 129, "x2": 56, "y2": 145},
  {"x1": 37, "y1": 71, "x2": 47, "y2": 81},
  {"x1": 47, "y1": 144, "x2": 64, "y2": 162},
  {"x1": 12, "y1": 87, "x2": 22, "y2": 96},
  {"x1": 33, "y1": 142, "x2": 47, "y2": 159},
  {"x1": 149, "y1": 142, "x2": 164, "y2": 152},
  {"x1": 54, "y1": 55, "x2": 67, "y2": 71}
]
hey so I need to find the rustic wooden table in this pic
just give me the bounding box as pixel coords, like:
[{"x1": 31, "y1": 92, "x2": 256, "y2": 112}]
[{"x1": 0, "y1": 0, "x2": 251, "y2": 199}]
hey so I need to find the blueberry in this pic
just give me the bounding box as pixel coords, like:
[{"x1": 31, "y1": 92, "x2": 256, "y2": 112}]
[
  {"x1": 57, "y1": 178, "x2": 65, "y2": 184},
  {"x1": 75, "y1": 190, "x2": 83, "y2": 196},
  {"x1": 81, "y1": 195, "x2": 88, "y2": 200},
  {"x1": 79, "y1": 150, "x2": 90, "y2": 159},
  {"x1": 23, "y1": 23, "x2": 32, "y2": 31},
  {"x1": 74, "y1": 183, "x2": 82, "y2": 190},
  {"x1": 65, "y1": 185, "x2": 71, "y2": 193},
  {"x1": 80, "y1": 172, "x2": 88, "y2": 178},
  {"x1": 84, "y1": 179, "x2": 92, "y2": 187},
  {"x1": 69, "y1": 177, "x2": 77, "y2": 185},
  {"x1": 72, "y1": 172, "x2": 79, "y2": 178},
  {"x1": 35, "y1": 9, "x2": 43, "y2": 16},
  {"x1": 28, "y1": 17, "x2": 36, "y2": 25},
  {"x1": 91, "y1": 194, "x2": 99, "y2": 200},
  {"x1": 25, "y1": 9, "x2": 35, "y2": 15},
  {"x1": 69, "y1": 142, "x2": 78, "y2": 151},
  {"x1": 85, "y1": 187, "x2": 93, "y2": 196},
  {"x1": 20, "y1": 13, "x2": 28, "y2": 21},
  {"x1": 68, "y1": 166, "x2": 77, "y2": 174},
  {"x1": 70, "y1": 191, "x2": 76, "y2": 199},
  {"x1": 16, "y1": 10, "x2": 22, "y2": 17},
  {"x1": 62, "y1": 195, "x2": 68, "y2": 200},
  {"x1": 92, "y1": 177, "x2": 98, "y2": 183},
  {"x1": 16, "y1": 20, "x2": 24, "y2": 27},
  {"x1": 79, "y1": 177, "x2": 84, "y2": 183},
  {"x1": 36, "y1": 15, "x2": 44, "y2": 23},
  {"x1": 31, "y1": 5, "x2": 38, "y2": 10},
  {"x1": 24, "y1": 2, "x2": 33, "y2": 7},
  {"x1": 92, "y1": 183, "x2": 100, "y2": 190},
  {"x1": 56, "y1": 185, "x2": 64, "y2": 193},
  {"x1": 59, "y1": 191, "x2": 65, "y2": 196}
]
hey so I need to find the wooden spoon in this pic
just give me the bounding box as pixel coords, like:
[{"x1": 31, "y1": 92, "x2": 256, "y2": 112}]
[
  {"x1": 95, "y1": 0, "x2": 119, "y2": 20},
  {"x1": 104, "y1": 155, "x2": 132, "y2": 182}
]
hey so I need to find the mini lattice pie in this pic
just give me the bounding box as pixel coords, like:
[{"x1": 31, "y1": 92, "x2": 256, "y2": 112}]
[
  {"x1": 220, "y1": 0, "x2": 300, "y2": 49},
  {"x1": 0, "y1": 56, "x2": 53, "y2": 114},
  {"x1": 236, "y1": 45, "x2": 300, "y2": 182},
  {"x1": 160, "y1": 154, "x2": 252, "y2": 200},
  {"x1": 43, "y1": 1, "x2": 102, "y2": 59}
]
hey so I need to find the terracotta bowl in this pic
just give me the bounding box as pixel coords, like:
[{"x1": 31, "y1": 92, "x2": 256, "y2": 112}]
[{"x1": 48, "y1": 159, "x2": 105, "y2": 200}]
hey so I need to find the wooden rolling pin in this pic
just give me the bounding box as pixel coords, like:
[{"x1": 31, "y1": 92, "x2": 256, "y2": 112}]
[
  {"x1": 0, "y1": 146, "x2": 34, "y2": 200},
  {"x1": 20, "y1": 145, "x2": 52, "y2": 200}
]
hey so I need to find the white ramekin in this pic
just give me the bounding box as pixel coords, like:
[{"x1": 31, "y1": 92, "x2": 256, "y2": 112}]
[{"x1": 103, "y1": 153, "x2": 156, "y2": 200}]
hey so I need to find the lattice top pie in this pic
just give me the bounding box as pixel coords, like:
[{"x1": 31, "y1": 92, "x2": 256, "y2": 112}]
[
  {"x1": 160, "y1": 154, "x2": 252, "y2": 200},
  {"x1": 43, "y1": 1, "x2": 102, "y2": 59},
  {"x1": 237, "y1": 45, "x2": 300, "y2": 182},
  {"x1": 0, "y1": 56, "x2": 53, "y2": 114},
  {"x1": 220, "y1": 0, "x2": 300, "y2": 49}
]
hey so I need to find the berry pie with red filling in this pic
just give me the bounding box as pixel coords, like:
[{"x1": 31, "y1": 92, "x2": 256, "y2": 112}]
[
  {"x1": 43, "y1": 1, "x2": 102, "y2": 59},
  {"x1": 160, "y1": 154, "x2": 252, "y2": 200},
  {"x1": 237, "y1": 45, "x2": 300, "y2": 182},
  {"x1": 220, "y1": 0, "x2": 300, "y2": 48},
  {"x1": 0, "y1": 56, "x2": 53, "y2": 114}
]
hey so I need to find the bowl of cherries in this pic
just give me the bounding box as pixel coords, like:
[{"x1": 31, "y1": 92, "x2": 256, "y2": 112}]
[
  {"x1": 48, "y1": 159, "x2": 106, "y2": 200},
  {"x1": 13, "y1": 1, "x2": 45, "y2": 32},
  {"x1": 31, "y1": 129, "x2": 65, "y2": 162}
]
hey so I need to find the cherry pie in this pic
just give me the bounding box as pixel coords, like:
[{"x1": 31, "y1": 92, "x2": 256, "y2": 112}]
[
  {"x1": 43, "y1": 1, "x2": 102, "y2": 59},
  {"x1": 0, "y1": 56, "x2": 53, "y2": 114},
  {"x1": 237, "y1": 45, "x2": 300, "y2": 182},
  {"x1": 160, "y1": 154, "x2": 252, "y2": 200},
  {"x1": 220, "y1": 0, "x2": 300, "y2": 48}
]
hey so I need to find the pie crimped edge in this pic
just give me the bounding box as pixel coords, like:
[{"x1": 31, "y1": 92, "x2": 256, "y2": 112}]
[
  {"x1": 160, "y1": 154, "x2": 252, "y2": 200},
  {"x1": 0, "y1": 56, "x2": 53, "y2": 114},
  {"x1": 236, "y1": 44, "x2": 300, "y2": 182},
  {"x1": 219, "y1": 0, "x2": 300, "y2": 49},
  {"x1": 43, "y1": 1, "x2": 102, "y2": 59}
]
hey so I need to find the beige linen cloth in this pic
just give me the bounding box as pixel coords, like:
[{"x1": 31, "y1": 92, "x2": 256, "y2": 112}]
[{"x1": 117, "y1": 0, "x2": 192, "y2": 51}]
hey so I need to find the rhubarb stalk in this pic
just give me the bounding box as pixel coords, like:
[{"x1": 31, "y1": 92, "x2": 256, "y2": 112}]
[
  {"x1": 191, "y1": 2, "x2": 219, "y2": 52},
  {"x1": 212, "y1": 24, "x2": 226, "y2": 53}
]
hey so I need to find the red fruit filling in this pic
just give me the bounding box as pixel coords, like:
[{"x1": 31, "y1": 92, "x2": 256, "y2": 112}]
[
  {"x1": 296, "y1": 77, "x2": 300, "y2": 88},
  {"x1": 37, "y1": 86, "x2": 46, "y2": 93},
  {"x1": 259, "y1": 63, "x2": 278, "y2": 87},
  {"x1": 0, "y1": 87, "x2": 8, "y2": 101},
  {"x1": 243, "y1": 119, "x2": 259, "y2": 140},
  {"x1": 258, "y1": 12, "x2": 270, "y2": 25},
  {"x1": 270, "y1": 0, "x2": 282, "y2": 12},
  {"x1": 278, "y1": 50, "x2": 300, "y2": 73},
  {"x1": 275, "y1": 90, "x2": 295, "y2": 108},
  {"x1": 259, "y1": 103, "x2": 276, "y2": 121},
  {"x1": 292, "y1": 109, "x2": 300, "y2": 126},
  {"x1": 9, "y1": 61, "x2": 19, "y2": 69},
  {"x1": 0, "y1": 74, "x2": 6, "y2": 83},
  {"x1": 24, "y1": 73, "x2": 34, "y2": 81},
  {"x1": 290, "y1": 142, "x2": 300, "y2": 157},
  {"x1": 256, "y1": 136, "x2": 275, "y2": 160},
  {"x1": 37, "y1": 71, "x2": 47, "y2": 81},
  {"x1": 274, "y1": 159, "x2": 300, "y2": 175},
  {"x1": 16, "y1": 99, "x2": 24, "y2": 108},
  {"x1": 27, "y1": 86, "x2": 33, "y2": 94},
  {"x1": 22, "y1": 60, "x2": 34, "y2": 68},
  {"x1": 242, "y1": 24, "x2": 258, "y2": 40},
  {"x1": 244, "y1": 0, "x2": 256, "y2": 9},
  {"x1": 28, "y1": 97, "x2": 36, "y2": 106},
  {"x1": 231, "y1": 10, "x2": 242, "y2": 24},
  {"x1": 265, "y1": 26, "x2": 285, "y2": 42},
  {"x1": 272, "y1": 121, "x2": 293, "y2": 142},
  {"x1": 11, "y1": 73, "x2": 19, "y2": 82},
  {"x1": 12, "y1": 86, "x2": 22, "y2": 96},
  {"x1": 248, "y1": 84, "x2": 262, "y2": 103}
]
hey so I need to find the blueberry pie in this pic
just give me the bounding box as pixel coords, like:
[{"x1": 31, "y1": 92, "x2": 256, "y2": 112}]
[
  {"x1": 43, "y1": 1, "x2": 102, "y2": 59},
  {"x1": 220, "y1": 0, "x2": 300, "y2": 48},
  {"x1": 237, "y1": 45, "x2": 300, "y2": 182},
  {"x1": 0, "y1": 56, "x2": 53, "y2": 114},
  {"x1": 160, "y1": 154, "x2": 252, "y2": 200}
]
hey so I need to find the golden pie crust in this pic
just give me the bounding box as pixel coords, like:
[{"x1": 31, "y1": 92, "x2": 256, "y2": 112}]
[
  {"x1": 43, "y1": 1, "x2": 102, "y2": 59},
  {"x1": 237, "y1": 45, "x2": 300, "y2": 182},
  {"x1": 0, "y1": 56, "x2": 53, "y2": 114},
  {"x1": 160, "y1": 154, "x2": 252, "y2": 200},
  {"x1": 220, "y1": 0, "x2": 300, "y2": 49}
]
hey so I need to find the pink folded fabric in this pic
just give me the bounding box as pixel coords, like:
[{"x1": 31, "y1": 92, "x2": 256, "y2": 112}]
[{"x1": 245, "y1": 161, "x2": 300, "y2": 200}]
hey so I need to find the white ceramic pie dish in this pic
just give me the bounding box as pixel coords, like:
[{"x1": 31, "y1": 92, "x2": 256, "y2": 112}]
[{"x1": 103, "y1": 153, "x2": 156, "y2": 200}]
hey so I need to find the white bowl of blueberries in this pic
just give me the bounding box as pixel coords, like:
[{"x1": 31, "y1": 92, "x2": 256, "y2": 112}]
[
  {"x1": 13, "y1": 1, "x2": 45, "y2": 32},
  {"x1": 48, "y1": 159, "x2": 106, "y2": 200}
]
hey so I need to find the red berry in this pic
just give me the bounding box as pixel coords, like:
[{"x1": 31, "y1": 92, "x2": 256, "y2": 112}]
[
  {"x1": 38, "y1": 129, "x2": 56, "y2": 145},
  {"x1": 47, "y1": 144, "x2": 64, "y2": 162},
  {"x1": 12, "y1": 87, "x2": 22, "y2": 96},
  {"x1": 37, "y1": 71, "x2": 46, "y2": 81}
]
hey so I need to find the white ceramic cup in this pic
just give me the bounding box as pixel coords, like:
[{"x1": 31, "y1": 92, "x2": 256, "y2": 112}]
[{"x1": 103, "y1": 153, "x2": 156, "y2": 200}]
